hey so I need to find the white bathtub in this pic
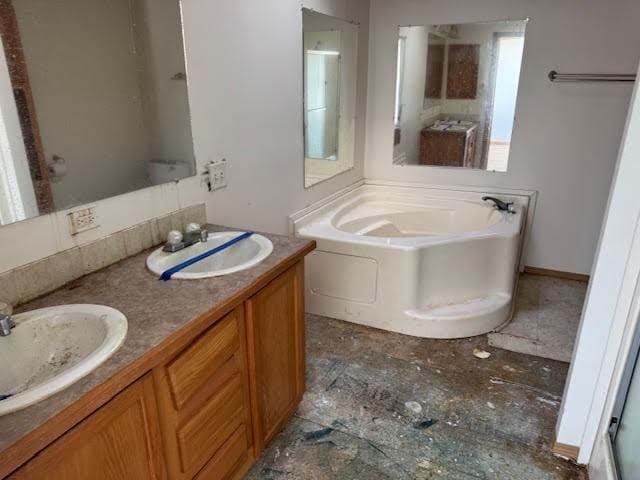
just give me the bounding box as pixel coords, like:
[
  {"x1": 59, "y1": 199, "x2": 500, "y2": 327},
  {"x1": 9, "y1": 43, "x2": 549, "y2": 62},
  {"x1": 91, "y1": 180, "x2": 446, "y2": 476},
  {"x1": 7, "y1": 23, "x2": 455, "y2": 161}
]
[{"x1": 292, "y1": 184, "x2": 531, "y2": 338}]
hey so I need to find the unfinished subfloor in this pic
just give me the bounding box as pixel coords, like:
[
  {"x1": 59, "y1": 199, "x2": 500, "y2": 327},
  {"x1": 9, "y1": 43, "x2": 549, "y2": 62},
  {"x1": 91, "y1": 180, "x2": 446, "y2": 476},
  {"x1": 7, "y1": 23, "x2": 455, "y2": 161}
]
[
  {"x1": 246, "y1": 314, "x2": 587, "y2": 480},
  {"x1": 488, "y1": 274, "x2": 588, "y2": 363}
]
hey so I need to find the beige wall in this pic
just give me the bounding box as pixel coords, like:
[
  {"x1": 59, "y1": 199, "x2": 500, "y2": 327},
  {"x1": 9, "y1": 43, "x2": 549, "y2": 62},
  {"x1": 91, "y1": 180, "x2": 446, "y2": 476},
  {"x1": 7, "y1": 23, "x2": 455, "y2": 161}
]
[
  {"x1": 15, "y1": 0, "x2": 151, "y2": 209},
  {"x1": 365, "y1": 0, "x2": 640, "y2": 275}
]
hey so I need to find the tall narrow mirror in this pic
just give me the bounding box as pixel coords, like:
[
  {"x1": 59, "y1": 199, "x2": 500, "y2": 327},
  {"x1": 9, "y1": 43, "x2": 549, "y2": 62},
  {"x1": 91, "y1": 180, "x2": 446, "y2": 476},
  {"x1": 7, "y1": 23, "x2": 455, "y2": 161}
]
[
  {"x1": 303, "y1": 8, "x2": 358, "y2": 188},
  {"x1": 0, "y1": 0, "x2": 195, "y2": 226},
  {"x1": 393, "y1": 20, "x2": 528, "y2": 171}
]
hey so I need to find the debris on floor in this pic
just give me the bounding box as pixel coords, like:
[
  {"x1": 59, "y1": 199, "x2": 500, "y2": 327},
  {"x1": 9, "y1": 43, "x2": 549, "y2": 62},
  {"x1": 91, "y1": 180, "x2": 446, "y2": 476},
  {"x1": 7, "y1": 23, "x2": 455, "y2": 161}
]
[
  {"x1": 245, "y1": 315, "x2": 588, "y2": 480},
  {"x1": 404, "y1": 400, "x2": 423, "y2": 414},
  {"x1": 473, "y1": 348, "x2": 492, "y2": 359}
]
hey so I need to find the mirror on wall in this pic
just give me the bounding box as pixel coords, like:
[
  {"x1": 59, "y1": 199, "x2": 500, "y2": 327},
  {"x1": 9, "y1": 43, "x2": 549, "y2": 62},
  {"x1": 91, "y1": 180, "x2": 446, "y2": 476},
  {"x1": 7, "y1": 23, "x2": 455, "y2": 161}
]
[
  {"x1": 393, "y1": 20, "x2": 528, "y2": 171},
  {"x1": 303, "y1": 8, "x2": 358, "y2": 188},
  {"x1": 0, "y1": 0, "x2": 195, "y2": 227}
]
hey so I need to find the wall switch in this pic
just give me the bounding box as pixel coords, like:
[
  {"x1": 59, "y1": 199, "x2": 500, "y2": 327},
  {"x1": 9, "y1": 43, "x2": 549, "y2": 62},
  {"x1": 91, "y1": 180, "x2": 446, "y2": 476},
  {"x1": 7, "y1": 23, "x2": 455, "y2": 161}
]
[
  {"x1": 68, "y1": 206, "x2": 99, "y2": 235},
  {"x1": 208, "y1": 158, "x2": 228, "y2": 191}
]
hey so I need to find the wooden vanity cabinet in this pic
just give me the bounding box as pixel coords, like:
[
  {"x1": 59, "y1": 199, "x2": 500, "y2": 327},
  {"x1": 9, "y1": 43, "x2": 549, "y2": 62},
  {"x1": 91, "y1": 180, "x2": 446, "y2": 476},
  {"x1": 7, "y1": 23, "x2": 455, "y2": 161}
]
[
  {"x1": 152, "y1": 261, "x2": 305, "y2": 477},
  {"x1": 420, "y1": 124, "x2": 478, "y2": 168},
  {"x1": 6, "y1": 261, "x2": 308, "y2": 480},
  {"x1": 9, "y1": 374, "x2": 165, "y2": 480}
]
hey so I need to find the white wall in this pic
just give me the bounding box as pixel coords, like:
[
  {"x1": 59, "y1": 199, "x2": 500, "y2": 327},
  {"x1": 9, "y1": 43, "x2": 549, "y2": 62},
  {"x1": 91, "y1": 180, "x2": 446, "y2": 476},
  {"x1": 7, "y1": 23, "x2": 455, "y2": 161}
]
[
  {"x1": 365, "y1": 0, "x2": 640, "y2": 274},
  {"x1": 181, "y1": 0, "x2": 369, "y2": 235},
  {"x1": 556, "y1": 61, "x2": 640, "y2": 465}
]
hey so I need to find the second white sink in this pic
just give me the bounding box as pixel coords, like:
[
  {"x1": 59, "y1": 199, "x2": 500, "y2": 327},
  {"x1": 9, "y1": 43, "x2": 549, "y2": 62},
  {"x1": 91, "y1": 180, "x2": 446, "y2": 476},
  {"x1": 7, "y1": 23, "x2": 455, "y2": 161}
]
[
  {"x1": 146, "y1": 231, "x2": 273, "y2": 279},
  {"x1": 0, "y1": 304, "x2": 127, "y2": 416}
]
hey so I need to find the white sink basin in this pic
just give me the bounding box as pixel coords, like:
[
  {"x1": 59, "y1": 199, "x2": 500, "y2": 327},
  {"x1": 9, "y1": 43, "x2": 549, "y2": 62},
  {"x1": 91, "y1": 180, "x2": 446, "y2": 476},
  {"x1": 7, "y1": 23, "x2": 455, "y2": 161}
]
[
  {"x1": 0, "y1": 304, "x2": 127, "y2": 416},
  {"x1": 146, "y1": 231, "x2": 273, "y2": 279}
]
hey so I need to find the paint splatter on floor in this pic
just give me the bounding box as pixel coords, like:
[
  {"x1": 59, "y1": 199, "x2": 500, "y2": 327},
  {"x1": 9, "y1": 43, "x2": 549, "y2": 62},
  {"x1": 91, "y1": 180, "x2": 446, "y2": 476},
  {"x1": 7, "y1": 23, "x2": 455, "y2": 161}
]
[{"x1": 245, "y1": 315, "x2": 587, "y2": 479}]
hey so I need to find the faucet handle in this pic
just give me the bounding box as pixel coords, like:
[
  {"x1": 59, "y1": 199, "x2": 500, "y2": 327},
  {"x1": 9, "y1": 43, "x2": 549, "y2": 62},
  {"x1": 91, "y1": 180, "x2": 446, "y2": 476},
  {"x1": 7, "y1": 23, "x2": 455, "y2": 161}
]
[
  {"x1": 0, "y1": 304, "x2": 15, "y2": 336},
  {"x1": 0, "y1": 316, "x2": 15, "y2": 336},
  {"x1": 185, "y1": 223, "x2": 202, "y2": 234}
]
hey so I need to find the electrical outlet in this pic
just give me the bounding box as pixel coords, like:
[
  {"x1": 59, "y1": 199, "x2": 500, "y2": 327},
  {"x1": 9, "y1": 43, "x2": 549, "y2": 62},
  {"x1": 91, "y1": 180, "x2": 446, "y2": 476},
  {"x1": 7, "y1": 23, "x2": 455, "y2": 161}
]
[
  {"x1": 68, "y1": 206, "x2": 99, "y2": 235},
  {"x1": 208, "y1": 159, "x2": 228, "y2": 191}
]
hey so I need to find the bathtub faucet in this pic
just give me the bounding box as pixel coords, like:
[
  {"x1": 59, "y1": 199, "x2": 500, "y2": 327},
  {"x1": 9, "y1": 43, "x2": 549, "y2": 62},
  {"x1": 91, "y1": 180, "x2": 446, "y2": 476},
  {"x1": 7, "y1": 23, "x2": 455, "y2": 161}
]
[{"x1": 482, "y1": 196, "x2": 516, "y2": 214}]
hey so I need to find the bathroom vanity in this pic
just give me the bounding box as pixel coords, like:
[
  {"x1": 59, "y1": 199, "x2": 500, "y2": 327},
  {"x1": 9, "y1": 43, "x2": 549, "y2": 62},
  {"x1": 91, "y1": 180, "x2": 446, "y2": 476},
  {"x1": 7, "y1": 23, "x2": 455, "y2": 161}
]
[
  {"x1": 0, "y1": 228, "x2": 315, "y2": 479},
  {"x1": 419, "y1": 122, "x2": 479, "y2": 168}
]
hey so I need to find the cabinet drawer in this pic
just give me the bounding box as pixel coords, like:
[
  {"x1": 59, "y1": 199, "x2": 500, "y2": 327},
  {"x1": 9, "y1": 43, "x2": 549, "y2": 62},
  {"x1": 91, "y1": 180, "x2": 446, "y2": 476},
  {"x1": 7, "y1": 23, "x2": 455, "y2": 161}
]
[
  {"x1": 154, "y1": 305, "x2": 254, "y2": 480},
  {"x1": 194, "y1": 425, "x2": 251, "y2": 480},
  {"x1": 177, "y1": 373, "x2": 247, "y2": 474},
  {"x1": 166, "y1": 308, "x2": 240, "y2": 409}
]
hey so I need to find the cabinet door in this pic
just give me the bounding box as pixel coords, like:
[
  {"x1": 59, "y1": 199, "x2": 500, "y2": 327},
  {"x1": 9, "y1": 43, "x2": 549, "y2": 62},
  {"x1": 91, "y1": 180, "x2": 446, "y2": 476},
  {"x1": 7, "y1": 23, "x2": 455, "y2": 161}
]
[
  {"x1": 446, "y1": 44, "x2": 480, "y2": 99},
  {"x1": 246, "y1": 262, "x2": 305, "y2": 454},
  {"x1": 10, "y1": 374, "x2": 165, "y2": 480}
]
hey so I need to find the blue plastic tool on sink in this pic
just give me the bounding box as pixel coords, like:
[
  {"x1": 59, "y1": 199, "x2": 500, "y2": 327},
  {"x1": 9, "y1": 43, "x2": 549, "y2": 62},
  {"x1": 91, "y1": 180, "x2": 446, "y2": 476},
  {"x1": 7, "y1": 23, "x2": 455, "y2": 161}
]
[{"x1": 159, "y1": 231, "x2": 254, "y2": 281}]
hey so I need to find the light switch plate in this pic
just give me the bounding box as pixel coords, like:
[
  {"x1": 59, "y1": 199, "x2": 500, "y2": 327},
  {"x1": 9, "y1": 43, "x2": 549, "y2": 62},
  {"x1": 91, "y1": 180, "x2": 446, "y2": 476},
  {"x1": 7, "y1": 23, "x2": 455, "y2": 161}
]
[
  {"x1": 68, "y1": 206, "x2": 99, "y2": 235},
  {"x1": 208, "y1": 159, "x2": 228, "y2": 191}
]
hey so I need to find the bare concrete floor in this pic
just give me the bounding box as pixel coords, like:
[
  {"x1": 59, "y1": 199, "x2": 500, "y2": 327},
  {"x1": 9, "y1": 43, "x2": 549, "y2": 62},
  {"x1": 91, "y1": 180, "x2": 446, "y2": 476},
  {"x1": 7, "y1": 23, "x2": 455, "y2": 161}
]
[
  {"x1": 488, "y1": 274, "x2": 588, "y2": 362},
  {"x1": 246, "y1": 315, "x2": 587, "y2": 479}
]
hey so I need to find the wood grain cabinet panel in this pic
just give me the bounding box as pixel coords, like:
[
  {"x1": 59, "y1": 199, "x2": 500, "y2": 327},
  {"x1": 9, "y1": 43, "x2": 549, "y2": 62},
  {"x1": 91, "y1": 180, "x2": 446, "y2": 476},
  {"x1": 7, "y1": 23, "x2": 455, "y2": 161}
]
[
  {"x1": 446, "y1": 44, "x2": 480, "y2": 99},
  {"x1": 246, "y1": 262, "x2": 305, "y2": 454},
  {"x1": 420, "y1": 125, "x2": 478, "y2": 167},
  {"x1": 9, "y1": 374, "x2": 165, "y2": 480},
  {"x1": 193, "y1": 425, "x2": 251, "y2": 480},
  {"x1": 153, "y1": 306, "x2": 254, "y2": 480},
  {"x1": 165, "y1": 309, "x2": 240, "y2": 409}
]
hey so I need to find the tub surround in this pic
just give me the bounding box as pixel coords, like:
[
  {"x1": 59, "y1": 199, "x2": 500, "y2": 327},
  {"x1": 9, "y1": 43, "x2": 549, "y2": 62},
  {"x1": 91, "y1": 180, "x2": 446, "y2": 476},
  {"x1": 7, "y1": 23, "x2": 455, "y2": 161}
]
[{"x1": 0, "y1": 225, "x2": 315, "y2": 478}]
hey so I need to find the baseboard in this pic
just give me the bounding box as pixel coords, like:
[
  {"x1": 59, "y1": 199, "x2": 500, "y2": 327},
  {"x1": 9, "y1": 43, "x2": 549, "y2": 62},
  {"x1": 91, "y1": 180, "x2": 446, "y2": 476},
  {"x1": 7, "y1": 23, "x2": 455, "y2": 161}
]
[
  {"x1": 524, "y1": 266, "x2": 590, "y2": 283},
  {"x1": 552, "y1": 441, "x2": 580, "y2": 461}
]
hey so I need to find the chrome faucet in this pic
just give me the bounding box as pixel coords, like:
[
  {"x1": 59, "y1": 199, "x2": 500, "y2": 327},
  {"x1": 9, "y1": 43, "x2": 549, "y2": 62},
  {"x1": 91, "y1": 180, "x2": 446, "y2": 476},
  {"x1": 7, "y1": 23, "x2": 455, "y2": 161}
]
[
  {"x1": 0, "y1": 302, "x2": 14, "y2": 337},
  {"x1": 482, "y1": 196, "x2": 516, "y2": 214},
  {"x1": 162, "y1": 223, "x2": 208, "y2": 253}
]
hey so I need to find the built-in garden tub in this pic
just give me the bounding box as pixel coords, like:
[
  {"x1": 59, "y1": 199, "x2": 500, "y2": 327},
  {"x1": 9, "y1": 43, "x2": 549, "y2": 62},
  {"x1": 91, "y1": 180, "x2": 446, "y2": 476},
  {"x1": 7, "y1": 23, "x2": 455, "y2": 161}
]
[{"x1": 291, "y1": 184, "x2": 532, "y2": 338}]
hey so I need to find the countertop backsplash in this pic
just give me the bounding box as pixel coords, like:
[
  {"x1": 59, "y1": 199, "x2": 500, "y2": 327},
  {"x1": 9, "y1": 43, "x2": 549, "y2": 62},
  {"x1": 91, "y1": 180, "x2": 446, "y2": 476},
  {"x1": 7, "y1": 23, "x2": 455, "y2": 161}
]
[{"x1": 0, "y1": 204, "x2": 206, "y2": 307}]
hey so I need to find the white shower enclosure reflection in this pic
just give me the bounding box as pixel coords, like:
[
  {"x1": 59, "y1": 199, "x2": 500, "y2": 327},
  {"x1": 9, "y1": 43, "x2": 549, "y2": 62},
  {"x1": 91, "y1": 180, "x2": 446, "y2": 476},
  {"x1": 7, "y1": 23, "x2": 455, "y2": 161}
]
[
  {"x1": 303, "y1": 9, "x2": 358, "y2": 187},
  {"x1": 304, "y1": 35, "x2": 341, "y2": 160}
]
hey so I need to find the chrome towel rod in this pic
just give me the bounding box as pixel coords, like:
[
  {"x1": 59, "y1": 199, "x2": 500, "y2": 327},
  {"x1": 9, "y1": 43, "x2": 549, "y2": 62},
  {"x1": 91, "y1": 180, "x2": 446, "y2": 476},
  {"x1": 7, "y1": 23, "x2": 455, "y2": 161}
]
[{"x1": 548, "y1": 70, "x2": 636, "y2": 83}]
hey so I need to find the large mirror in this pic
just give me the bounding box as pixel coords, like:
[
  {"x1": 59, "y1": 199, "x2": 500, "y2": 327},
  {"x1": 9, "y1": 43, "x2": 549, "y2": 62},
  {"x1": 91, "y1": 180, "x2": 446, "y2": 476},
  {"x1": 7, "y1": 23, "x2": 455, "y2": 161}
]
[
  {"x1": 303, "y1": 8, "x2": 358, "y2": 188},
  {"x1": 0, "y1": 0, "x2": 195, "y2": 226},
  {"x1": 393, "y1": 20, "x2": 528, "y2": 171}
]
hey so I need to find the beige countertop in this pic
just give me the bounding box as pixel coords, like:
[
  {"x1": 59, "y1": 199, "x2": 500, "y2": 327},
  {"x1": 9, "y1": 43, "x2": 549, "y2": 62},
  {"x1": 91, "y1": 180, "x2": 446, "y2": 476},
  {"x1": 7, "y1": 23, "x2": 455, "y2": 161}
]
[{"x1": 0, "y1": 225, "x2": 315, "y2": 476}]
